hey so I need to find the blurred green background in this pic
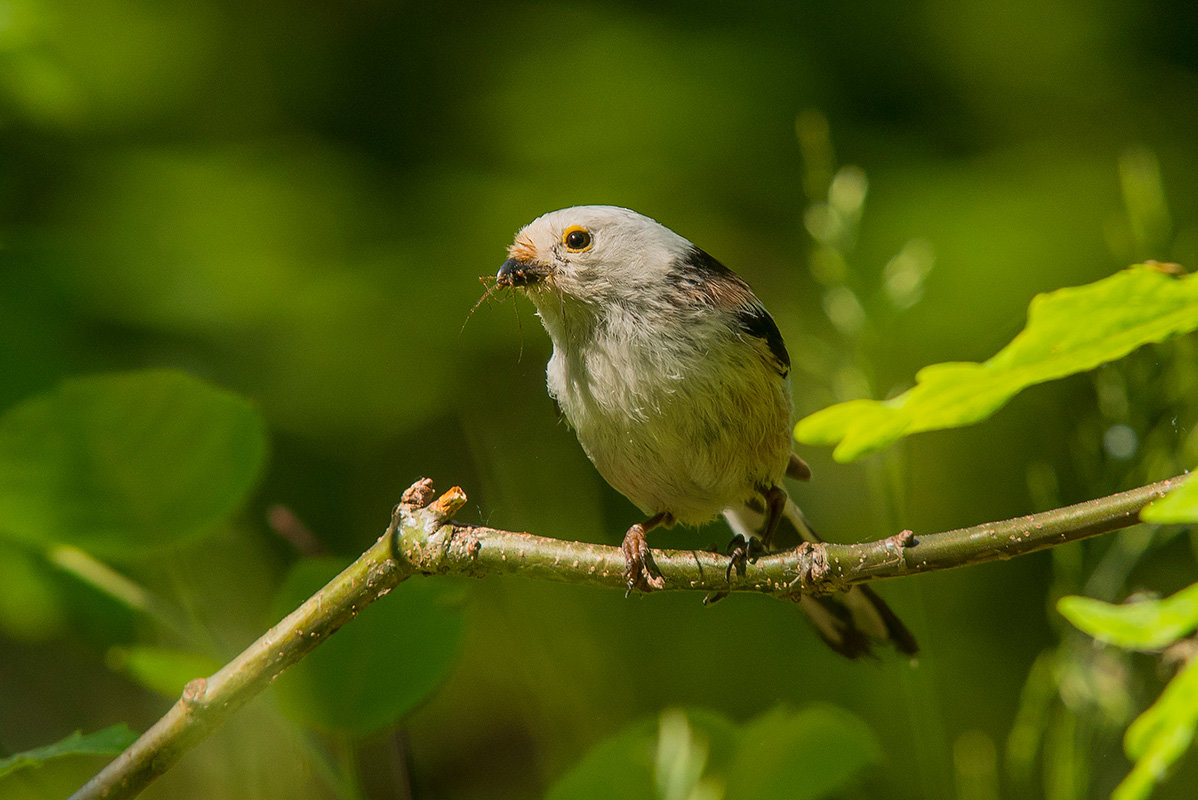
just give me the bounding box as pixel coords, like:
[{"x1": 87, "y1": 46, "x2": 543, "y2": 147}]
[{"x1": 2, "y1": 0, "x2": 1197, "y2": 798}]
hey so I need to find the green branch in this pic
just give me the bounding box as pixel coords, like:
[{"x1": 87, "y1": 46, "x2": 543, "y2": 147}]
[{"x1": 71, "y1": 475, "x2": 1189, "y2": 800}]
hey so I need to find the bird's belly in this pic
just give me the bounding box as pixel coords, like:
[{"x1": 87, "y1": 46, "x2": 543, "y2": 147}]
[{"x1": 547, "y1": 348, "x2": 791, "y2": 524}]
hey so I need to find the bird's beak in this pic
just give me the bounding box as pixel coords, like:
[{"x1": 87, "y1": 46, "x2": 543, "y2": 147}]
[{"x1": 496, "y1": 257, "x2": 549, "y2": 288}]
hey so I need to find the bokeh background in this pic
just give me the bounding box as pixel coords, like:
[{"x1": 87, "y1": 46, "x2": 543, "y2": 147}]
[{"x1": 2, "y1": 1, "x2": 1198, "y2": 798}]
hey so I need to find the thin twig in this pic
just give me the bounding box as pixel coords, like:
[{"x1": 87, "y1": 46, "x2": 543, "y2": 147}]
[
  {"x1": 71, "y1": 474, "x2": 1188, "y2": 800},
  {"x1": 412, "y1": 476, "x2": 1185, "y2": 596}
]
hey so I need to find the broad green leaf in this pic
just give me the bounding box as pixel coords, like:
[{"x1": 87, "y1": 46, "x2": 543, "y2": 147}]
[
  {"x1": 1141, "y1": 472, "x2": 1198, "y2": 524},
  {"x1": 1113, "y1": 656, "x2": 1198, "y2": 800},
  {"x1": 0, "y1": 725, "x2": 138, "y2": 779},
  {"x1": 0, "y1": 370, "x2": 267, "y2": 558},
  {"x1": 269, "y1": 559, "x2": 465, "y2": 736},
  {"x1": 547, "y1": 705, "x2": 878, "y2": 800},
  {"x1": 1058, "y1": 583, "x2": 1198, "y2": 650},
  {"x1": 796, "y1": 265, "x2": 1198, "y2": 461},
  {"x1": 107, "y1": 645, "x2": 222, "y2": 698},
  {"x1": 724, "y1": 704, "x2": 881, "y2": 800}
]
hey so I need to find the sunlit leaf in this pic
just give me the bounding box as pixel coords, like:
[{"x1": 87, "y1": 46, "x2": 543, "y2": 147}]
[
  {"x1": 0, "y1": 370, "x2": 267, "y2": 558},
  {"x1": 0, "y1": 725, "x2": 137, "y2": 779},
  {"x1": 1112, "y1": 657, "x2": 1198, "y2": 800},
  {"x1": 269, "y1": 559, "x2": 465, "y2": 736},
  {"x1": 1141, "y1": 472, "x2": 1198, "y2": 524},
  {"x1": 796, "y1": 265, "x2": 1198, "y2": 461},
  {"x1": 1057, "y1": 584, "x2": 1198, "y2": 651}
]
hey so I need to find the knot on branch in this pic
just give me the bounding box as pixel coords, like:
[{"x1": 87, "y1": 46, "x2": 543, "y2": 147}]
[
  {"x1": 391, "y1": 479, "x2": 469, "y2": 569},
  {"x1": 180, "y1": 678, "x2": 209, "y2": 714},
  {"x1": 400, "y1": 478, "x2": 437, "y2": 508},
  {"x1": 883, "y1": 529, "x2": 916, "y2": 568},
  {"x1": 785, "y1": 541, "x2": 835, "y2": 597}
]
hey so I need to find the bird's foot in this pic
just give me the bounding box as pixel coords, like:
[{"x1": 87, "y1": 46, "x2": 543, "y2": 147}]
[
  {"x1": 621, "y1": 522, "x2": 665, "y2": 595},
  {"x1": 724, "y1": 535, "x2": 763, "y2": 583}
]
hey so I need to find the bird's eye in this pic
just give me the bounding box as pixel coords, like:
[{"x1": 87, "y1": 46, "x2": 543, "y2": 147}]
[{"x1": 562, "y1": 226, "x2": 592, "y2": 252}]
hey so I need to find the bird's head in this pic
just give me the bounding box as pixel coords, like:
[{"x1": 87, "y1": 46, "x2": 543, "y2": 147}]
[{"x1": 496, "y1": 205, "x2": 694, "y2": 305}]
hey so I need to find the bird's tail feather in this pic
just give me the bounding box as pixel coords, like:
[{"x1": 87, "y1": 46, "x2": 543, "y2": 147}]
[{"x1": 723, "y1": 497, "x2": 918, "y2": 659}]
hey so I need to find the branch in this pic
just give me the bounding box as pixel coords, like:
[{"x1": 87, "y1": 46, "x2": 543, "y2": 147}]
[
  {"x1": 410, "y1": 476, "x2": 1186, "y2": 597},
  {"x1": 71, "y1": 475, "x2": 1188, "y2": 799},
  {"x1": 68, "y1": 481, "x2": 445, "y2": 800}
]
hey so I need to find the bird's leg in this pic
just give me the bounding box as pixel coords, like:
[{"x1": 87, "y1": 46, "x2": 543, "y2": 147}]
[
  {"x1": 760, "y1": 485, "x2": 787, "y2": 548},
  {"x1": 621, "y1": 511, "x2": 671, "y2": 595},
  {"x1": 724, "y1": 486, "x2": 787, "y2": 582}
]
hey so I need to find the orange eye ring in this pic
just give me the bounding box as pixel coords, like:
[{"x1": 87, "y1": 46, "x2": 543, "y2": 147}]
[{"x1": 562, "y1": 226, "x2": 593, "y2": 252}]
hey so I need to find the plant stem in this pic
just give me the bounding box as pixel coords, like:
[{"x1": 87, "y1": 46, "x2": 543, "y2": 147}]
[
  {"x1": 71, "y1": 475, "x2": 1188, "y2": 799},
  {"x1": 420, "y1": 477, "x2": 1187, "y2": 596},
  {"x1": 69, "y1": 507, "x2": 421, "y2": 800}
]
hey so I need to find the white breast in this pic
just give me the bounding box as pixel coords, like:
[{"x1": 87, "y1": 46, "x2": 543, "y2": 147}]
[{"x1": 540, "y1": 301, "x2": 792, "y2": 525}]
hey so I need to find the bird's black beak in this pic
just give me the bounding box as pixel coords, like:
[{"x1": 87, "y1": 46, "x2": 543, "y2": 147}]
[{"x1": 496, "y1": 258, "x2": 548, "y2": 288}]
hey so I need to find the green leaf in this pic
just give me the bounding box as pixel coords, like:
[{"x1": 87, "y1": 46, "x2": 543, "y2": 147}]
[
  {"x1": 269, "y1": 559, "x2": 465, "y2": 736},
  {"x1": 1141, "y1": 472, "x2": 1198, "y2": 524},
  {"x1": 724, "y1": 704, "x2": 881, "y2": 800},
  {"x1": 547, "y1": 705, "x2": 878, "y2": 800},
  {"x1": 0, "y1": 370, "x2": 267, "y2": 558},
  {"x1": 1057, "y1": 583, "x2": 1198, "y2": 650},
  {"x1": 0, "y1": 725, "x2": 138, "y2": 779},
  {"x1": 107, "y1": 645, "x2": 222, "y2": 698},
  {"x1": 1112, "y1": 657, "x2": 1198, "y2": 800},
  {"x1": 796, "y1": 265, "x2": 1198, "y2": 461}
]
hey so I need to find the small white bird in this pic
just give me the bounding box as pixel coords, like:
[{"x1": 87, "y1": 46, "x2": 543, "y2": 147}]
[{"x1": 496, "y1": 205, "x2": 916, "y2": 657}]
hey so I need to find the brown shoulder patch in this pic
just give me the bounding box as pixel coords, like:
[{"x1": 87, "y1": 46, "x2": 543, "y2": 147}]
[
  {"x1": 667, "y1": 247, "x2": 757, "y2": 309},
  {"x1": 703, "y1": 271, "x2": 757, "y2": 312},
  {"x1": 665, "y1": 247, "x2": 791, "y2": 374}
]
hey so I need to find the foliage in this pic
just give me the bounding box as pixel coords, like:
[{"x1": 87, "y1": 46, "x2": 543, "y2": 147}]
[
  {"x1": 0, "y1": 371, "x2": 266, "y2": 558},
  {"x1": 269, "y1": 560, "x2": 465, "y2": 735},
  {"x1": 2, "y1": 2, "x2": 1197, "y2": 799},
  {"x1": 1058, "y1": 580, "x2": 1198, "y2": 800},
  {"x1": 106, "y1": 646, "x2": 224, "y2": 699},
  {"x1": 796, "y1": 266, "x2": 1198, "y2": 461},
  {"x1": 548, "y1": 705, "x2": 880, "y2": 800},
  {"x1": 1141, "y1": 472, "x2": 1198, "y2": 524},
  {"x1": 0, "y1": 726, "x2": 137, "y2": 780},
  {"x1": 1055, "y1": 466, "x2": 1198, "y2": 800},
  {"x1": 1058, "y1": 585, "x2": 1198, "y2": 652}
]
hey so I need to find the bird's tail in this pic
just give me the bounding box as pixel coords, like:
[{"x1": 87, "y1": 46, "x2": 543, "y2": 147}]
[{"x1": 723, "y1": 497, "x2": 919, "y2": 659}]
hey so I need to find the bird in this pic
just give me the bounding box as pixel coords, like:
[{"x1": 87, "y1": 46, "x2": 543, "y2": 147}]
[{"x1": 494, "y1": 205, "x2": 917, "y2": 657}]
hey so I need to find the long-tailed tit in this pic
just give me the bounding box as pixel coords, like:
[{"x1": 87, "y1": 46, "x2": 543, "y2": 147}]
[{"x1": 495, "y1": 205, "x2": 916, "y2": 657}]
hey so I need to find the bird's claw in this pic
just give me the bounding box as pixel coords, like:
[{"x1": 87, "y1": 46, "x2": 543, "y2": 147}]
[
  {"x1": 621, "y1": 523, "x2": 664, "y2": 595},
  {"x1": 724, "y1": 536, "x2": 762, "y2": 583}
]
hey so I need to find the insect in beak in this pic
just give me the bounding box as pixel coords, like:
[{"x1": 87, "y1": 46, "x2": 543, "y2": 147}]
[{"x1": 496, "y1": 257, "x2": 548, "y2": 288}]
